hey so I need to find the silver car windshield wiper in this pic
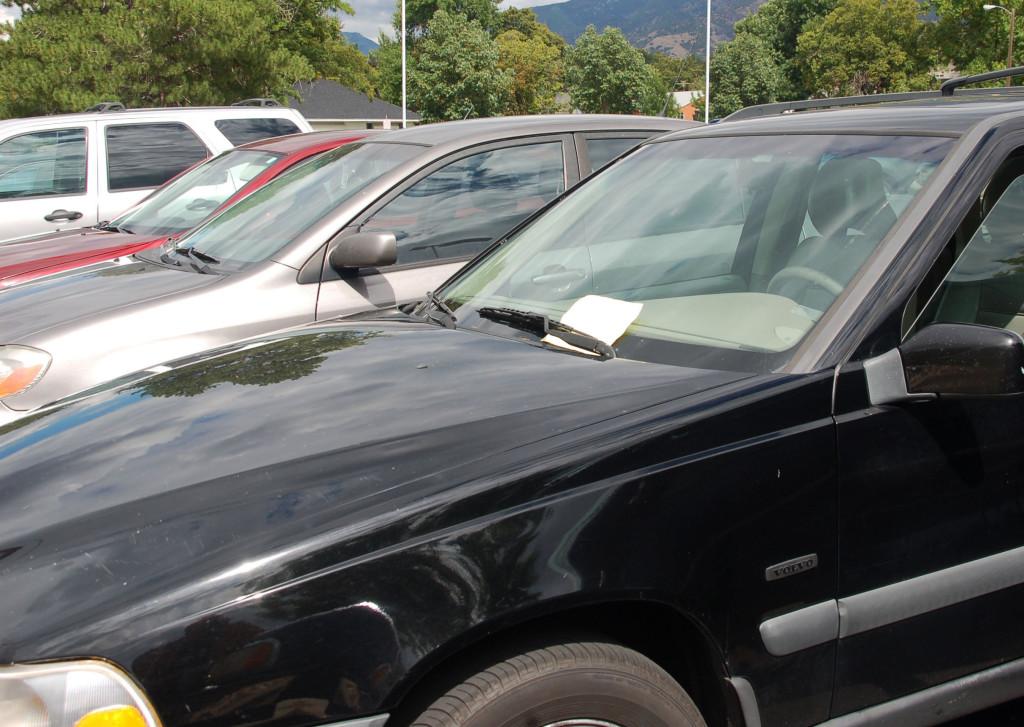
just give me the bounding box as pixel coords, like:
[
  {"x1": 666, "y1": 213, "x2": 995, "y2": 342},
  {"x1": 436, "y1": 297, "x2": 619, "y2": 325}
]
[
  {"x1": 419, "y1": 291, "x2": 457, "y2": 329},
  {"x1": 477, "y1": 306, "x2": 615, "y2": 360},
  {"x1": 94, "y1": 221, "x2": 133, "y2": 234}
]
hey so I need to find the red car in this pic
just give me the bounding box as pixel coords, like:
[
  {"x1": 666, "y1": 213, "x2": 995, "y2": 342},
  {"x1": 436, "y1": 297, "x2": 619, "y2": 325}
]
[{"x1": 0, "y1": 130, "x2": 369, "y2": 288}]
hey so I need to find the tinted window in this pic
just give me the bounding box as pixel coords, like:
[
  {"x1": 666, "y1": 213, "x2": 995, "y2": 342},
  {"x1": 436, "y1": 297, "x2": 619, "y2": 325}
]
[
  {"x1": 916, "y1": 174, "x2": 1024, "y2": 336},
  {"x1": 586, "y1": 137, "x2": 645, "y2": 172},
  {"x1": 112, "y1": 149, "x2": 280, "y2": 237},
  {"x1": 173, "y1": 141, "x2": 421, "y2": 268},
  {"x1": 439, "y1": 135, "x2": 952, "y2": 373},
  {"x1": 215, "y1": 118, "x2": 302, "y2": 145},
  {"x1": 106, "y1": 123, "x2": 209, "y2": 191},
  {"x1": 0, "y1": 128, "x2": 86, "y2": 200},
  {"x1": 364, "y1": 141, "x2": 565, "y2": 265}
]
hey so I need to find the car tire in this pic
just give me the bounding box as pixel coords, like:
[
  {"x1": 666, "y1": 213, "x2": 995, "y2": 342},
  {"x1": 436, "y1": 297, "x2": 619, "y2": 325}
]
[{"x1": 407, "y1": 641, "x2": 707, "y2": 727}]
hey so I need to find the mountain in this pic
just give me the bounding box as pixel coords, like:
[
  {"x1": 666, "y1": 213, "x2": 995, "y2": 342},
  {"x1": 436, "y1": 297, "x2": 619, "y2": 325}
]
[
  {"x1": 343, "y1": 31, "x2": 379, "y2": 54},
  {"x1": 533, "y1": 0, "x2": 768, "y2": 57}
]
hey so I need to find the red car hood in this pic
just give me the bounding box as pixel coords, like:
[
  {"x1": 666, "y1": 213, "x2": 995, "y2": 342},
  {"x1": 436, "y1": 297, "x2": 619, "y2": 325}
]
[{"x1": 0, "y1": 228, "x2": 165, "y2": 288}]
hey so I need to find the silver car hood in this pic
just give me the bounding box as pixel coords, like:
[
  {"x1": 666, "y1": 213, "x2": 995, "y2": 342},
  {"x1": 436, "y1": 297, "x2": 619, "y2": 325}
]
[{"x1": 0, "y1": 258, "x2": 217, "y2": 342}]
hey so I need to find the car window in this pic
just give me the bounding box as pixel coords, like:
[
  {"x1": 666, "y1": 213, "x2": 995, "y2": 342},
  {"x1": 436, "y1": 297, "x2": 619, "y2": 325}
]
[
  {"x1": 111, "y1": 149, "x2": 280, "y2": 237},
  {"x1": 586, "y1": 137, "x2": 645, "y2": 172},
  {"x1": 171, "y1": 141, "x2": 422, "y2": 269},
  {"x1": 362, "y1": 141, "x2": 565, "y2": 265},
  {"x1": 0, "y1": 128, "x2": 86, "y2": 200},
  {"x1": 914, "y1": 174, "x2": 1024, "y2": 337},
  {"x1": 106, "y1": 123, "x2": 209, "y2": 192},
  {"x1": 438, "y1": 134, "x2": 953, "y2": 373},
  {"x1": 215, "y1": 118, "x2": 302, "y2": 145}
]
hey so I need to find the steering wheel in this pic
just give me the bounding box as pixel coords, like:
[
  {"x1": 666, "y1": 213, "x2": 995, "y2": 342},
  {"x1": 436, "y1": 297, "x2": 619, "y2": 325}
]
[{"x1": 767, "y1": 266, "x2": 844, "y2": 297}]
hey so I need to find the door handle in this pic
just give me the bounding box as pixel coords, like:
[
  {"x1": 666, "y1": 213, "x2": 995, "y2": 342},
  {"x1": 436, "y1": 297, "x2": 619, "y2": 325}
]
[{"x1": 44, "y1": 209, "x2": 84, "y2": 222}]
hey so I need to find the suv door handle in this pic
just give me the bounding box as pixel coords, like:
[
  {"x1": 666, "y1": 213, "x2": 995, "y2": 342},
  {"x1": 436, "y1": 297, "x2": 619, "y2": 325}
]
[{"x1": 44, "y1": 209, "x2": 83, "y2": 222}]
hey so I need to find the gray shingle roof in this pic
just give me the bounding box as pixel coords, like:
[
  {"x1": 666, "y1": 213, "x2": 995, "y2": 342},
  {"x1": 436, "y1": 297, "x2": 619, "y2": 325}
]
[{"x1": 288, "y1": 80, "x2": 420, "y2": 121}]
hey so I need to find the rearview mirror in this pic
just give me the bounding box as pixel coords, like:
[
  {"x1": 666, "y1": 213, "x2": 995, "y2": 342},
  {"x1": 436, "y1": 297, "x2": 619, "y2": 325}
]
[
  {"x1": 328, "y1": 231, "x2": 397, "y2": 271},
  {"x1": 864, "y1": 323, "x2": 1024, "y2": 405}
]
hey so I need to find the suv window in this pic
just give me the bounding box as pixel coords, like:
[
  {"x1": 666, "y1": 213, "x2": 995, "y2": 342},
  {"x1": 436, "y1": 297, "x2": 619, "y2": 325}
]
[
  {"x1": 363, "y1": 141, "x2": 566, "y2": 265},
  {"x1": 586, "y1": 137, "x2": 644, "y2": 172},
  {"x1": 0, "y1": 128, "x2": 86, "y2": 200},
  {"x1": 215, "y1": 118, "x2": 302, "y2": 145},
  {"x1": 915, "y1": 173, "x2": 1024, "y2": 336},
  {"x1": 106, "y1": 123, "x2": 209, "y2": 191}
]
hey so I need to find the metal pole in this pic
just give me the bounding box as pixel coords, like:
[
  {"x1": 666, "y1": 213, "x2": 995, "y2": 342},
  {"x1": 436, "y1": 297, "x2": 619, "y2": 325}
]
[
  {"x1": 1009, "y1": 7, "x2": 1017, "y2": 86},
  {"x1": 401, "y1": 0, "x2": 408, "y2": 128},
  {"x1": 705, "y1": 0, "x2": 711, "y2": 123}
]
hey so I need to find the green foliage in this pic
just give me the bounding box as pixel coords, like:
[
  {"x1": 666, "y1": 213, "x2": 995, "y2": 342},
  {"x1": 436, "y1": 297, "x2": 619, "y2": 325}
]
[
  {"x1": 709, "y1": 32, "x2": 786, "y2": 117},
  {"x1": 931, "y1": 0, "x2": 1019, "y2": 74},
  {"x1": 0, "y1": 0, "x2": 375, "y2": 118},
  {"x1": 796, "y1": 0, "x2": 937, "y2": 97},
  {"x1": 565, "y1": 25, "x2": 660, "y2": 114},
  {"x1": 408, "y1": 9, "x2": 511, "y2": 121},
  {"x1": 496, "y1": 7, "x2": 566, "y2": 50},
  {"x1": 370, "y1": 33, "x2": 404, "y2": 106},
  {"x1": 394, "y1": 0, "x2": 502, "y2": 38},
  {"x1": 644, "y1": 51, "x2": 705, "y2": 92},
  {"x1": 496, "y1": 29, "x2": 563, "y2": 115}
]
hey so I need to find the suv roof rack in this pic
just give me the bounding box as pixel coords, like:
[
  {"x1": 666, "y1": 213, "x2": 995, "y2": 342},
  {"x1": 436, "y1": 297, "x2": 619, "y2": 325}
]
[
  {"x1": 232, "y1": 98, "x2": 281, "y2": 107},
  {"x1": 85, "y1": 102, "x2": 126, "y2": 113},
  {"x1": 726, "y1": 65, "x2": 1024, "y2": 122}
]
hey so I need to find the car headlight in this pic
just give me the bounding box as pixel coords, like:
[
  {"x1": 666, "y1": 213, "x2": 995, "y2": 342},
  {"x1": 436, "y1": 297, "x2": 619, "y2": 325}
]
[
  {"x1": 0, "y1": 661, "x2": 162, "y2": 727},
  {"x1": 0, "y1": 345, "x2": 51, "y2": 398}
]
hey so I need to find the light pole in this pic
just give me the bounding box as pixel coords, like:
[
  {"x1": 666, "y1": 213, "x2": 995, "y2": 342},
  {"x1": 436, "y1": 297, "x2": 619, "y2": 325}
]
[
  {"x1": 984, "y1": 3, "x2": 1017, "y2": 86},
  {"x1": 704, "y1": 0, "x2": 711, "y2": 122},
  {"x1": 401, "y1": 0, "x2": 407, "y2": 128}
]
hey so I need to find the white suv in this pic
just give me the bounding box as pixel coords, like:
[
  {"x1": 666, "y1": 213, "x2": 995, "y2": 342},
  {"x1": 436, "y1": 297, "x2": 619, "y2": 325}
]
[{"x1": 0, "y1": 105, "x2": 311, "y2": 243}]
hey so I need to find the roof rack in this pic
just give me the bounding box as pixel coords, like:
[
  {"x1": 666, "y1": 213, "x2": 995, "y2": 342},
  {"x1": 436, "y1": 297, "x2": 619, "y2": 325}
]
[
  {"x1": 85, "y1": 101, "x2": 126, "y2": 113},
  {"x1": 726, "y1": 66, "x2": 1024, "y2": 122},
  {"x1": 232, "y1": 98, "x2": 281, "y2": 107}
]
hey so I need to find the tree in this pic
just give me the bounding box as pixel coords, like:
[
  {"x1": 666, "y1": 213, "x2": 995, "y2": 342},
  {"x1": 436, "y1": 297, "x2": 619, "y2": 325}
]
[
  {"x1": 734, "y1": 0, "x2": 839, "y2": 96},
  {"x1": 392, "y1": 0, "x2": 502, "y2": 38},
  {"x1": 496, "y1": 6, "x2": 566, "y2": 50},
  {"x1": 709, "y1": 32, "x2": 786, "y2": 117},
  {"x1": 0, "y1": 0, "x2": 374, "y2": 118},
  {"x1": 565, "y1": 26, "x2": 659, "y2": 114},
  {"x1": 931, "y1": 0, "x2": 1019, "y2": 76},
  {"x1": 408, "y1": 9, "x2": 511, "y2": 121},
  {"x1": 497, "y1": 29, "x2": 563, "y2": 115},
  {"x1": 796, "y1": 0, "x2": 936, "y2": 98},
  {"x1": 370, "y1": 33, "x2": 404, "y2": 106},
  {"x1": 644, "y1": 51, "x2": 705, "y2": 92}
]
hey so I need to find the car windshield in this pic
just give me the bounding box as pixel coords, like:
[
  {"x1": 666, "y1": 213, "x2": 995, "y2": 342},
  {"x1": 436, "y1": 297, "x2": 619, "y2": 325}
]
[
  {"x1": 170, "y1": 141, "x2": 423, "y2": 267},
  {"x1": 111, "y1": 149, "x2": 280, "y2": 237},
  {"x1": 438, "y1": 134, "x2": 953, "y2": 373}
]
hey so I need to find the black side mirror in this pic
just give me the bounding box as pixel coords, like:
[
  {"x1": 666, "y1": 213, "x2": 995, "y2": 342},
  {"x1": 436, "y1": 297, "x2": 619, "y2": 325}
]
[
  {"x1": 328, "y1": 231, "x2": 397, "y2": 271},
  {"x1": 864, "y1": 323, "x2": 1024, "y2": 405}
]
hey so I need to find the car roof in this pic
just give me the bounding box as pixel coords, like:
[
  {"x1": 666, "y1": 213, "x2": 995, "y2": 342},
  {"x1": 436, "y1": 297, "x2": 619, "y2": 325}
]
[
  {"x1": 238, "y1": 129, "x2": 377, "y2": 154},
  {"x1": 655, "y1": 92, "x2": 1024, "y2": 141},
  {"x1": 0, "y1": 106, "x2": 304, "y2": 133},
  {"x1": 367, "y1": 114, "x2": 697, "y2": 147}
]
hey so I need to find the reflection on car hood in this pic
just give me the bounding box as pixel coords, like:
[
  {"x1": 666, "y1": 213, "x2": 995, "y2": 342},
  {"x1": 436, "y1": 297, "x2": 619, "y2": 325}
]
[
  {"x1": 0, "y1": 319, "x2": 751, "y2": 661},
  {"x1": 0, "y1": 257, "x2": 214, "y2": 342},
  {"x1": 0, "y1": 228, "x2": 163, "y2": 284}
]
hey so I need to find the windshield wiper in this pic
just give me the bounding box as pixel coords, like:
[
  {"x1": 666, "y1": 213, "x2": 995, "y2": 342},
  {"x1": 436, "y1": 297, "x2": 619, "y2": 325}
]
[
  {"x1": 94, "y1": 221, "x2": 133, "y2": 234},
  {"x1": 171, "y1": 245, "x2": 215, "y2": 274},
  {"x1": 420, "y1": 291, "x2": 457, "y2": 329},
  {"x1": 477, "y1": 306, "x2": 615, "y2": 360},
  {"x1": 184, "y1": 247, "x2": 220, "y2": 264}
]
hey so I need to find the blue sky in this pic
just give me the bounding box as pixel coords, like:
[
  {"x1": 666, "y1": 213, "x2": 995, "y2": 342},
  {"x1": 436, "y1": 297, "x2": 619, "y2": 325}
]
[{"x1": 0, "y1": 2, "x2": 566, "y2": 41}]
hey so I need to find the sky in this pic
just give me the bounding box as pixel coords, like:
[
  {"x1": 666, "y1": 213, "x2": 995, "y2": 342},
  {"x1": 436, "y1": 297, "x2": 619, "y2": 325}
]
[
  {"x1": 344, "y1": 0, "x2": 565, "y2": 40},
  {"x1": 0, "y1": 2, "x2": 564, "y2": 40}
]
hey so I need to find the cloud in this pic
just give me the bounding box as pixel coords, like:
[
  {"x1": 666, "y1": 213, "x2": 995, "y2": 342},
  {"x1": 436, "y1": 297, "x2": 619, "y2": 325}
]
[{"x1": 345, "y1": 0, "x2": 567, "y2": 40}]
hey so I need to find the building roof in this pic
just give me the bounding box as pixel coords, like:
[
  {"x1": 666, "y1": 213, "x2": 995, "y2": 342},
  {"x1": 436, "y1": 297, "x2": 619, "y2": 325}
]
[{"x1": 288, "y1": 80, "x2": 420, "y2": 122}]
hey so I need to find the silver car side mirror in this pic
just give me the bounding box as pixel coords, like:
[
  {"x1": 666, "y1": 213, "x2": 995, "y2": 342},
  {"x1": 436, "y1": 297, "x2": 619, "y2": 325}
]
[{"x1": 328, "y1": 231, "x2": 397, "y2": 271}]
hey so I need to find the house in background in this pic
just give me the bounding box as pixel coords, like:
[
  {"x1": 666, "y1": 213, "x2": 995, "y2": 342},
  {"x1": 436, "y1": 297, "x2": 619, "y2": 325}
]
[
  {"x1": 288, "y1": 80, "x2": 420, "y2": 130},
  {"x1": 671, "y1": 91, "x2": 702, "y2": 122}
]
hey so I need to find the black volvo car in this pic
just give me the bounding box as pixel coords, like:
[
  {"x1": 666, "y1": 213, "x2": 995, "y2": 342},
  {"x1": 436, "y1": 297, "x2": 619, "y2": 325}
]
[{"x1": 3, "y1": 71, "x2": 1024, "y2": 727}]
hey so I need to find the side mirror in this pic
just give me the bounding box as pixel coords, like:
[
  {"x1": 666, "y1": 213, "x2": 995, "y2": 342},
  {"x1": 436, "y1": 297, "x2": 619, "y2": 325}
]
[
  {"x1": 328, "y1": 231, "x2": 397, "y2": 271},
  {"x1": 864, "y1": 323, "x2": 1024, "y2": 405}
]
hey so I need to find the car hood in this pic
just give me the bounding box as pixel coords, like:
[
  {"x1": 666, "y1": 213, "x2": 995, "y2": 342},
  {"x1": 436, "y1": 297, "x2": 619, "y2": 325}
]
[
  {"x1": 0, "y1": 319, "x2": 752, "y2": 662},
  {"x1": 0, "y1": 228, "x2": 163, "y2": 285},
  {"x1": 0, "y1": 257, "x2": 216, "y2": 342}
]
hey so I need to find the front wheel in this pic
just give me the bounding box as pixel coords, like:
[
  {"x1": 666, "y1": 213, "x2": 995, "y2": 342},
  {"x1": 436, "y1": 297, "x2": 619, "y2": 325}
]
[{"x1": 408, "y1": 641, "x2": 707, "y2": 727}]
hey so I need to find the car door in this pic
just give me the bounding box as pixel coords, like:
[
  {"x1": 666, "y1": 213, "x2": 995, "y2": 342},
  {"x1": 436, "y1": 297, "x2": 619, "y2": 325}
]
[
  {"x1": 315, "y1": 135, "x2": 578, "y2": 317},
  {"x1": 0, "y1": 123, "x2": 97, "y2": 242},
  {"x1": 98, "y1": 121, "x2": 211, "y2": 222},
  {"x1": 829, "y1": 144, "x2": 1024, "y2": 717}
]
